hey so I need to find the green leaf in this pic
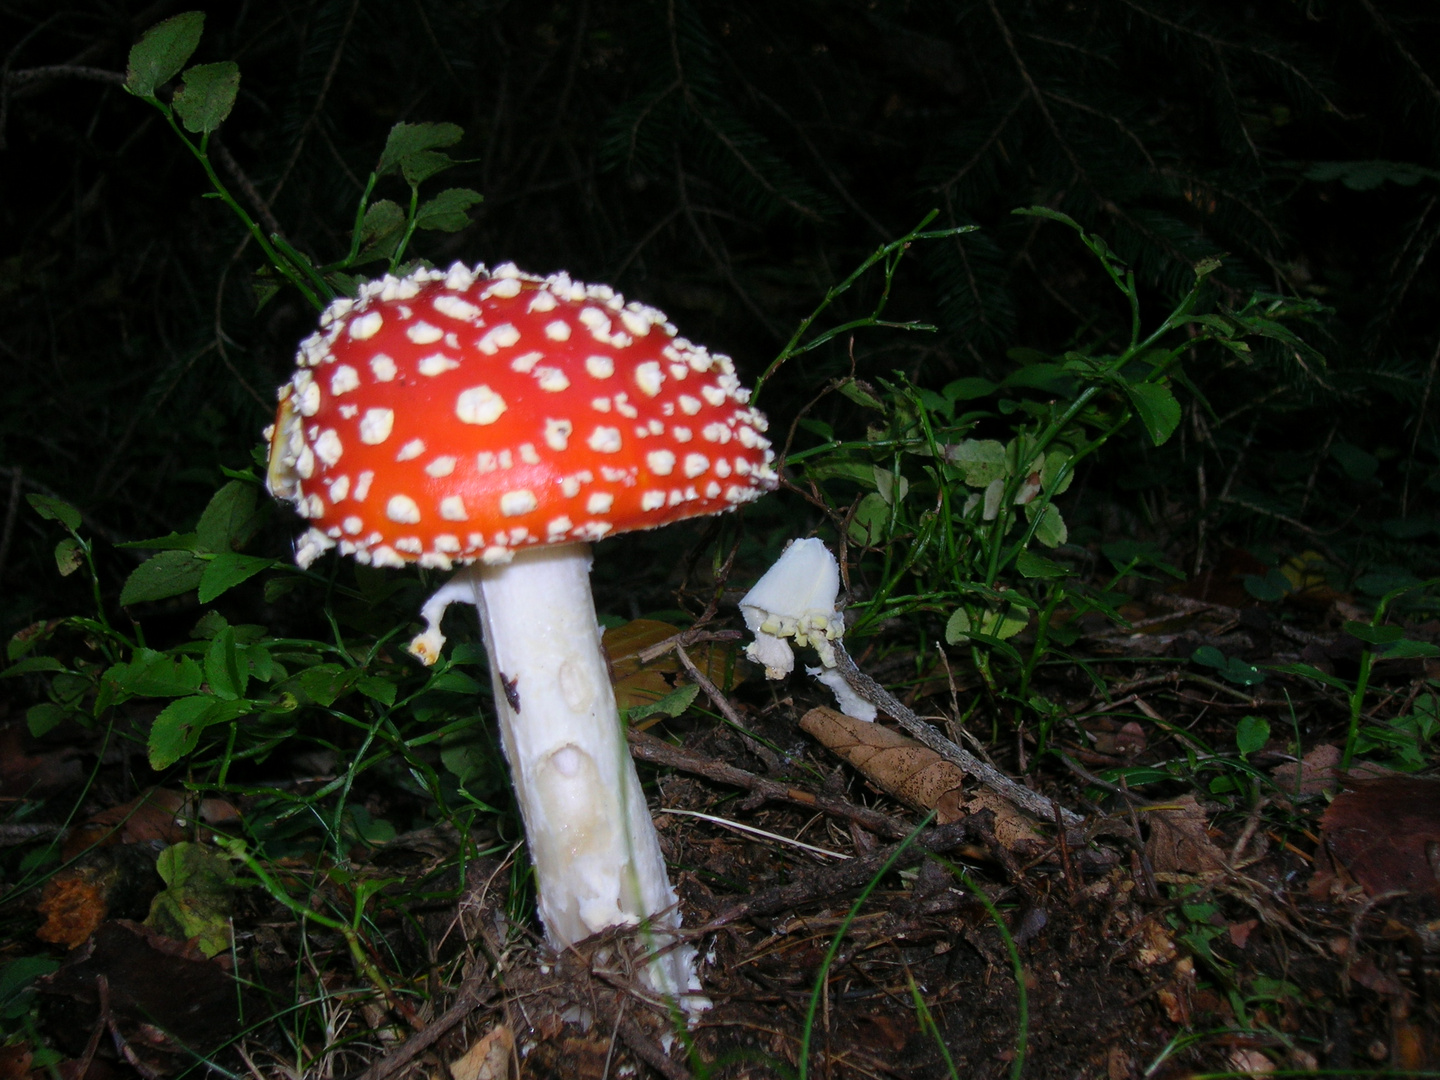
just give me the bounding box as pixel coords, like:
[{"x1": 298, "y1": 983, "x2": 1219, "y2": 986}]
[
  {"x1": 196, "y1": 480, "x2": 261, "y2": 553},
  {"x1": 1235, "y1": 715, "x2": 1270, "y2": 758},
  {"x1": 117, "y1": 531, "x2": 200, "y2": 551},
  {"x1": 2, "y1": 656, "x2": 65, "y2": 678},
  {"x1": 1125, "y1": 382, "x2": 1181, "y2": 446},
  {"x1": 114, "y1": 649, "x2": 204, "y2": 698},
  {"x1": 943, "y1": 377, "x2": 998, "y2": 401},
  {"x1": 848, "y1": 492, "x2": 890, "y2": 546},
  {"x1": 376, "y1": 121, "x2": 464, "y2": 186},
  {"x1": 172, "y1": 61, "x2": 240, "y2": 134},
  {"x1": 120, "y1": 550, "x2": 206, "y2": 605},
  {"x1": 945, "y1": 602, "x2": 1028, "y2": 645},
  {"x1": 148, "y1": 694, "x2": 249, "y2": 770},
  {"x1": 126, "y1": 12, "x2": 205, "y2": 98},
  {"x1": 0, "y1": 956, "x2": 61, "y2": 1021},
  {"x1": 288, "y1": 663, "x2": 360, "y2": 707},
  {"x1": 198, "y1": 553, "x2": 272, "y2": 604},
  {"x1": 357, "y1": 199, "x2": 405, "y2": 261},
  {"x1": 1330, "y1": 442, "x2": 1378, "y2": 482},
  {"x1": 1015, "y1": 549, "x2": 1069, "y2": 579},
  {"x1": 1269, "y1": 661, "x2": 1351, "y2": 693},
  {"x1": 204, "y1": 627, "x2": 247, "y2": 701},
  {"x1": 835, "y1": 379, "x2": 885, "y2": 411},
  {"x1": 1375, "y1": 639, "x2": 1440, "y2": 659},
  {"x1": 1344, "y1": 621, "x2": 1405, "y2": 645},
  {"x1": 628, "y1": 682, "x2": 701, "y2": 723},
  {"x1": 54, "y1": 538, "x2": 84, "y2": 577},
  {"x1": 145, "y1": 842, "x2": 233, "y2": 957},
  {"x1": 27, "y1": 494, "x2": 81, "y2": 532},
  {"x1": 414, "y1": 188, "x2": 484, "y2": 232},
  {"x1": 356, "y1": 675, "x2": 398, "y2": 706},
  {"x1": 942, "y1": 439, "x2": 1007, "y2": 487},
  {"x1": 1029, "y1": 503, "x2": 1068, "y2": 548},
  {"x1": 26, "y1": 703, "x2": 68, "y2": 737}
]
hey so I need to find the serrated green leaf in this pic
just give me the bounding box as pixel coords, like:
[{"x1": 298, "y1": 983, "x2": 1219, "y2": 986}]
[
  {"x1": 288, "y1": 663, "x2": 360, "y2": 707},
  {"x1": 172, "y1": 61, "x2": 240, "y2": 134},
  {"x1": 415, "y1": 187, "x2": 483, "y2": 232},
  {"x1": 198, "y1": 553, "x2": 272, "y2": 604},
  {"x1": 148, "y1": 695, "x2": 213, "y2": 769},
  {"x1": 126, "y1": 12, "x2": 205, "y2": 98},
  {"x1": 356, "y1": 199, "x2": 405, "y2": 261},
  {"x1": 27, "y1": 494, "x2": 81, "y2": 531},
  {"x1": 118, "y1": 531, "x2": 200, "y2": 551},
  {"x1": 116, "y1": 649, "x2": 204, "y2": 698},
  {"x1": 54, "y1": 538, "x2": 84, "y2": 577},
  {"x1": 120, "y1": 550, "x2": 206, "y2": 605},
  {"x1": 145, "y1": 842, "x2": 233, "y2": 957},
  {"x1": 356, "y1": 675, "x2": 398, "y2": 706},
  {"x1": 376, "y1": 121, "x2": 464, "y2": 186},
  {"x1": 196, "y1": 480, "x2": 261, "y2": 553},
  {"x1": 1126, "y1": 382, "x2": 1181, "y2": 446}
]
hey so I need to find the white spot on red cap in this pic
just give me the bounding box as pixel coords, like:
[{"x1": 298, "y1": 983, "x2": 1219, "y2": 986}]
[
  {"x1": 673, "y1": 426, "x2": 692, "y2": 442},
  {"x1": 481, "y1": 277, "x2": 522, "y2": 300},
  {"x1": 535, "y1": 367, "x2": 570, "y2": 392},
  {"x1": 544, "y1": 419, "x2": 573, "y2": 451},
  {"x1": 647, "y1": 419, "x2": 664, "y2": 435},
  {"x1": 634, "y1": 361, "x2": 663, "y2": 397},
  {"x1": 586, "y1": 355, "x2": 614, "y2": 379},
  {"x1": 370, "y1": 354, "x2": 398, "y2": 381},
  {"x1": 407, "y1": 322, "x2": 443, "y2": 344},
  {"x1": 426, "y1": 456, "x2": 456, "y2": 477},
  {"x1": 640, "y1": 491, "x2": 666, "y2": 511},
  {"x1": 397, "y1": 438, "x2": 425, "y2": 461},
  {"x1": 386, "y1": 495, "x2": 421, "y2": 524},
  {"x1": 587, "y1": 426, "x2": 622, "y2": 453},
  {"x1": 456, "y1": 385, "x2": 507, "y2": 425},
  {"x1": 613, "y1": 393, "x2": 638, "y2": 419},
  {"x1": 510, "y1": 351, "x2": 543, "y2": 373},
  {"x1": 576, "y1": 521, "x2": 612, "y2": 540},
  {"x1": 315, "y1": 429, "x2": 344, "y2": 465},
  {"x1": 440, "y1": 496, "x2": 469, "y2": 521},
  {"x1": 394, "y1": 537, "x2": 424, "y2": 554},
  {"x1": 701, "y1": 422, "x2": 730, "y2": 444},
  {"x1": 591, "y1": 397, "x2": 611, "y2": 412},
  {"x1": 328, "y1": 475, "x2": 350, "y2": 501},
  {"x1": 330, "y1": 366, "x2": 360, "y2": 395},
  {"x1": 547, "y1": 516, "x2": 573, "y2": 538},
  {"x1": 418, "y1": 354, "x2": 459, "y2": 377},
  {"x1": 620, "y1": 310, "x2": 652, "y2": 337},
  {"x1": 432, "y1": 294, "x2": 481, "y2": 321},
  {"x1": 477, "y1": 324, "x2": 520, "y2": 354},
  {"x1": 354, "y1": 471, "x2": 375, "y2": 500},
  {"x1": 586, "y1": 492, "x2": 613, "y2": 514},
  {"x1": 704, "y1": 480, "x2": 721, "y2": 498},
  {"x1": 646, "y1": 449, "x2": 676, "y2": 476},
  {"x1": 343, "y1": 516, "x2": 363, "y2": 534},
  {"x1": 528, "y1": 290, "x2": 558, "y2": 314},
  {"x1": 678, "y1": 395, "x2": 702, "y2": 416},
  {"x1": 501, "y1": 490, "x2": 538, "y2": 517},
  {"x1": 683, "y1": 453, "x2": 709, "y2": 478},
  {"x1": 544, "y1": 320, "x2": 571, "y2": 342},
  {"x1": 713, "y1": 459, "x2": 731, "y2": 478},
  {"x1": 701, "y1": 385, "x2": 727, "y2": 407},
  {"x1": 435, "y1": 534, "x2": 462, "y2": 552},
  {"x1": 360, "y1": 408, "x2": 395, "y2": 444},
  {"x1": 519, "y1": 443, "x2": 540, "y2": 465},
  {"x1": 350, "y1": 311, "x2": 384, "y2": 340}
]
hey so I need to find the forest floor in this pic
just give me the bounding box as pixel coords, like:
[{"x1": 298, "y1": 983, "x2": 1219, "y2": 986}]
[{"x1": 3, "y1": 550, "x2": 1439, "y2": 1080}]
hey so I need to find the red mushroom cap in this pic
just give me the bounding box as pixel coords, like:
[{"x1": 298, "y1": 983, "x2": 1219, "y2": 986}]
[{"x1": 265, "y1": 262, "x2": 777, "y2": 570}]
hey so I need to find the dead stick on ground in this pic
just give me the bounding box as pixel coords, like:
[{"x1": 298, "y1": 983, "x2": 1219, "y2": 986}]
[
  {"x1": 628, "y1": 729, "x2": 912, "y2": 840},
  {"x1": 348, "y1": 972, "x2": 494, "y2": 1080},
  {"x1": 832, "y1": 644, "x2": 1083, "y2": 826}
]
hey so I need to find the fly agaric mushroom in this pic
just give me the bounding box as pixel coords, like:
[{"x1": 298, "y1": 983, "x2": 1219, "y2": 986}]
[{"x1": 265, "y1": 261, "x2": 776, "y2": 1005}]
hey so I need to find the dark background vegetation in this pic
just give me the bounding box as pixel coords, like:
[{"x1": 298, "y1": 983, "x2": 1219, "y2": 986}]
[{"x1": 2, "y1": 0, "x2": 1438, "y2": 624}]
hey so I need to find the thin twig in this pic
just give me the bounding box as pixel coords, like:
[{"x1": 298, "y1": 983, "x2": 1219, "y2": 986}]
[{"x1": 346, "y1": 970, "x2": 494, "y2": 1080}]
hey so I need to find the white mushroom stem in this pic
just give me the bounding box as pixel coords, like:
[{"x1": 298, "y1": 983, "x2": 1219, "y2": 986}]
[{"x1": 409, "y1": 544, "x2": 703, "y2": 1007}]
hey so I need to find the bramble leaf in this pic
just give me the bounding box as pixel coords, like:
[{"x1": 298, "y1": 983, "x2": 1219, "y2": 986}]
[
  {"x1": 126, "y1": 12, "x2": 205, "y2": 98},
  {"x1": 376, "y1": 122, "x2": 464, "y2": 186},
  {"x1": 120, "y1": 551, "x2": 206, "y2": 605},
  {"x1": 415, "y1": 188, "x2": 484, "y2": 232},
  {"x1": 173, "y1": 61, "x2": 240, "y2": 134},
  {"x1": 27, "y1": 495, "x2": 81, "y2": 532},
  {"x1": 1126, "y1": 382, "x2": 1181, "y2": 446}
]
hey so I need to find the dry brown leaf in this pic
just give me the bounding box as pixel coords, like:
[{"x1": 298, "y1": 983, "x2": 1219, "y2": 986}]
[
  {"x1": 1322, "y1": 776, "x2": 1440, "y2": 898},
  {"x1": 449, "y1": 1024, "x2": 514, "y2": 1080},
  {"x1": 1144, "y1": 795, "x2": 1227, "y2": 876},
  {"x1": 1270, "y1": 743, "x2": 1393, "y2": 800},
  {"x1": 799, "y1": 706, "x2": 1042, "y2": 850},
  {"x1": 35, "y1": 876, "x2": 107, "y2": 949},
  {"x1": 603, "y1": 618, "x2": 743, "y2": 713}
]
